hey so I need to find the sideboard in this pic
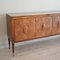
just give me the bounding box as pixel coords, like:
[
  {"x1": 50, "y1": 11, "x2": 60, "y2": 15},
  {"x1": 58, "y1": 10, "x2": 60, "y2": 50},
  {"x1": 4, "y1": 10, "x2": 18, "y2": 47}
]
[{"x1": 7, "y1": 11, "x2": 60, "y2": 56}]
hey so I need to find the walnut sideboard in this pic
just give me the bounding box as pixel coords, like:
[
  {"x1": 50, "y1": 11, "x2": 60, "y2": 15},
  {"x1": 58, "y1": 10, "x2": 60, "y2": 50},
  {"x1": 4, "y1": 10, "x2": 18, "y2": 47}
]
[{"x1": 7, "y1": 12, "x2": 60, "y2": 56}]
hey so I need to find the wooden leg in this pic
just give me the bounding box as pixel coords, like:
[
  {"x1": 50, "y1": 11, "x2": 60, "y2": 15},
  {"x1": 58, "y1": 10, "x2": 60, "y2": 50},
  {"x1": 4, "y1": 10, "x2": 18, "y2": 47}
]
[
  {"x1": 8, "y1": 38, "x2": 10, "y2": 49},
  {"x1": 12, "y1": 40, "x2": 14, "y2": 57}
]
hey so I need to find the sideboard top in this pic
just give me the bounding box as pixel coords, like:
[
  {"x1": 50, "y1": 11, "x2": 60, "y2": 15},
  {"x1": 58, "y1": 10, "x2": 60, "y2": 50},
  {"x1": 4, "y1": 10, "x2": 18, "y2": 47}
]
[{"x1": 7, "y1": 11, "x2": 60, "y2": 16}]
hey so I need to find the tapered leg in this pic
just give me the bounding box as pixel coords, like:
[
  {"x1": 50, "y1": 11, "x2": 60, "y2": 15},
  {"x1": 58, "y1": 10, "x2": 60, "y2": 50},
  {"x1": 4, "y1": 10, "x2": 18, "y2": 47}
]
[
  {"x1": 8, "y1": 38, "x2": 10, "y2": 49},
  {"x1": 12, "y1": 40, "x2": 14, "y2": 57}
]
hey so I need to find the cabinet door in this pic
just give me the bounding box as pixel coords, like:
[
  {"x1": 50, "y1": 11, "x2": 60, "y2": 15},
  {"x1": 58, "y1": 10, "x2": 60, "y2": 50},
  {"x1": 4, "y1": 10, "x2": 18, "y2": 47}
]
[
  {"x1": 14, "y1": 17, "x2": 25, "y2": 41},
  {"x1": 35, "y1": 15, "x2": 44, "y2": 38},
  {"x1": 14, "y1": 16, "x2": 35, "y2": 42},
  {"x1": 51, "y1": 14, "x2": 58, "y2": 34},
  {"x1": 42, "y1": 15, "x2": 52, "y2": 36},
  {"x1": 57, "y1": 14, "x2": 60, "y2": 34},
  {"x1": 22, "y1": 16, "x2": 35, "y2": 39}
]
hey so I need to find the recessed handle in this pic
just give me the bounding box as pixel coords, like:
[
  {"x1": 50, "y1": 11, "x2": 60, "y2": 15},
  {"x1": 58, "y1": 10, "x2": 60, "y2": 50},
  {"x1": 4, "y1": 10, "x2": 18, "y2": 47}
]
[
  {"x1": 43, "y1": 24, "x2": 46, "y2": 27},
  {"x1": 23, "y1": 26, "x2": 28, "y2": 34},
  {"x1": 57, "y1": 21, "x2": 59, "y2": 28},
  {"x1": 42, "y1": 24, "x2": 46, "y2": 30}
]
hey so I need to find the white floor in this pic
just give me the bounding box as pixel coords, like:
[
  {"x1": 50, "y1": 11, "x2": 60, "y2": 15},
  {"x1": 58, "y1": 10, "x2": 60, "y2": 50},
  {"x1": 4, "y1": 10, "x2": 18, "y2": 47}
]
[{"x1": 0, "y1": 37, "x2": 60, "y2": 60}]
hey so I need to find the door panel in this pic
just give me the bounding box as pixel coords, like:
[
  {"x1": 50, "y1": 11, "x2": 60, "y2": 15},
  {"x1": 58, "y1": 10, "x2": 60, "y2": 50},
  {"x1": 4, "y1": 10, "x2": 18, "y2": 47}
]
[
  {"x1": 51, "y1": 14, "x2": 58, "y2": 35},
  {"x1": 23, "y1": 16, "x2": 35, "y2": 39},
  {"x1": 57, "y1": 15, "x2": 60, "y2": 34},
  {"x1": 42, "y1": 15, "x2": 52, "y2": 36},
  {"x1": 14, "y1": 18, "x2": 25, "y2": 41},
  {"x1": 35, "y1": 15, "x2": 44, "y2": 38},
  {"x1": 14, "y1": 16, "x2": 35, "y2": 41}
]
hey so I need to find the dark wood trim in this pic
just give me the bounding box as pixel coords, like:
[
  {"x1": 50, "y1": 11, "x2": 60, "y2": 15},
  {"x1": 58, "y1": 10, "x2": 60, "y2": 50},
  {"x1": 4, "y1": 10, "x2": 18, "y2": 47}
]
[
  {"x1": 12, "y1": 40, "x2": 15, "y2": 57},
  {"x1": 8, "y1": 38, "x2": 10, "y2": 49}
]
